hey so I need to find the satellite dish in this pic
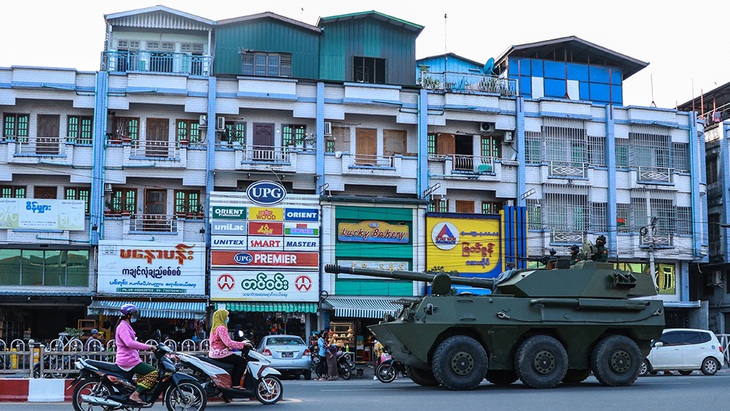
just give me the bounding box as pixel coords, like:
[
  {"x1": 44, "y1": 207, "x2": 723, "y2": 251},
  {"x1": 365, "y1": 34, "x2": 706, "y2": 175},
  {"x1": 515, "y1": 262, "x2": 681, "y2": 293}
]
[{"x1": 483, "y1": 57, "x2": 495, "y2": 75}]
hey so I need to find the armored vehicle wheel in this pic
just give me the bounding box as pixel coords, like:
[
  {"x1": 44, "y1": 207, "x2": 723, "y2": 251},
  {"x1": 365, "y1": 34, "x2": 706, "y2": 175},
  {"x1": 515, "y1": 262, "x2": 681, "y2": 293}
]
[
  {"x1": 405, "y1": 366, "x2": 439, "y2": 386},
  {"x1": 432, "y1": 335, "x2": 488, "y2": 390},
  {"x1": 562, "y1": 369, "x2": 591, "y2": 384},
  {"x1": 514, "y1": 335, "x2": 568, "y2": 389},
  {"x1": 486, "y1": 370, "x2": 518, "y2": 386},
  {"x1": 591, "y1": 335, "x2": 641, "y2": 386}
]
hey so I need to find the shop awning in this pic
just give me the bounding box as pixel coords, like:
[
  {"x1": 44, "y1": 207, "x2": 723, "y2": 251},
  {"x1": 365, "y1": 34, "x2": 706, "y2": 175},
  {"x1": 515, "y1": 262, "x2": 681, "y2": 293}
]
[
  {"x1": 216, "y1": 302, "x2": 318, "y2": 313},
  {"x1": 88, "y1": 300, "x2": 207, "y2": 320},
  {"x1": 323, "y1": 296, "x2": 401, "y2": 319}
]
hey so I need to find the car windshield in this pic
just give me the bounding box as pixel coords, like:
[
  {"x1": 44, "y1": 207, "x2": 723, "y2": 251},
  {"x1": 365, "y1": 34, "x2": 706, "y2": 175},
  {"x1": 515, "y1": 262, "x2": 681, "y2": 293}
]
[{"x1": 266, "y1": 337, "x2": 304, "y2": 346}]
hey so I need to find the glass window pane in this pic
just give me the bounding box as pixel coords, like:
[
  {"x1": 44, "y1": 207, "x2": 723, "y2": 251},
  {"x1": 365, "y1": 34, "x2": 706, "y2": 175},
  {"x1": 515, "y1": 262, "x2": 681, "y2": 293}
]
[
  {"x1": 21, "y1": 250, "x2": 44, "y2": 286},
  {"x1": 43, "y1": 250, "x2": 65, "y2": 286},
  {"x1": 67, "y1": 250, "x2": 89, "y2": 287},
  {"x1": 0, "y1": 249, "x2": 21, "y2": 285}
]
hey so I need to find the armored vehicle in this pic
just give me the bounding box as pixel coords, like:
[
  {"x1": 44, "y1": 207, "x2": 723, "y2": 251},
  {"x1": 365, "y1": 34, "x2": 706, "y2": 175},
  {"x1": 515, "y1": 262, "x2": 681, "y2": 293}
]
[{"x1": 324, "y1": 261, "x2": 664, "y2": 390}]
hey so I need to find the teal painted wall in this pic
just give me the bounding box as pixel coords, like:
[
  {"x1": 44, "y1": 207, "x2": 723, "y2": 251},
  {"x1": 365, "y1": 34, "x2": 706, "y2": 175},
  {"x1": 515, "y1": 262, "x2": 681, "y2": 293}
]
[
  {"x1": 319, "y1": 18, "x2": 418, "y2": 85},
  {"x1": 334, "y1": 206, "x2": 415, "y2": 296},
  {"x1": 213, "y1": 18, "x2": 320, "y2": 78}
]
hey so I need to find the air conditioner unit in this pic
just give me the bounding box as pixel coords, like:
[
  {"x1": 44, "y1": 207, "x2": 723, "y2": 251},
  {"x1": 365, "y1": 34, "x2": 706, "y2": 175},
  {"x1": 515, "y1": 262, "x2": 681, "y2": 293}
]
[
  {"x1": 199, "y1": 114, "x2": 208, "y2": 127},
  {"x1": 216, "y1": 116, "x2": 226, "y2": 130},
  {"x1": 479, "y1": 122, "x2": 495, "y2": 134},
  {"x1": 503, "y1": 131, "x2": 514, "y2": 143},
  {"x1": 104, "y1": 183, "x2": 113, "y2": 192},
  {"x1": 710, "y1": 271, "x2": 724, "y2": 287},
  {"x1": 324, "y1": 121, "x2": 332, "y2": 136}
]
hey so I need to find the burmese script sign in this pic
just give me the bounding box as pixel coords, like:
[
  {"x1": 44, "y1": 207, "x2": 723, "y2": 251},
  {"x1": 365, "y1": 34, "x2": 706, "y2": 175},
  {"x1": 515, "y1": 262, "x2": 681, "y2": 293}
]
[
  {"x1": 0, "y1": 198, "x2": 85, "y2": 230},
  {"x1": 97, "y1": 241, "x2": 205, "y2": 295}
]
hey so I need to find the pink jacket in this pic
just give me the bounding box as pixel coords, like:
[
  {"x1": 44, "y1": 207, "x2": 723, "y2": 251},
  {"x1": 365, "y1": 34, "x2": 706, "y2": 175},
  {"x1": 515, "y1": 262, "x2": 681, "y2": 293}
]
[
  {"x1": 115, "y1": 320, "x2": 150, "y2": 370},
  {"x1": 209, "y1": 325, "x2": 248, "y2": 359}
]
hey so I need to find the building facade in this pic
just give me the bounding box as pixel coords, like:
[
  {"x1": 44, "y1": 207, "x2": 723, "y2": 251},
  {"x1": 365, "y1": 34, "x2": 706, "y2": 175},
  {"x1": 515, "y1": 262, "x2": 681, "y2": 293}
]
[{"x1": 0, "y1": 5, "x2": 708, "y2": 350}]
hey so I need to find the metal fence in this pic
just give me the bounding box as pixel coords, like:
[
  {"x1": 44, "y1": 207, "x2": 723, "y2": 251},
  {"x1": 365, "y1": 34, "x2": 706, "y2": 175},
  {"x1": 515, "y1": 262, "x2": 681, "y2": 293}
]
[{"x1": 0, "y1": 337, "x2": 210, "y2": 379}]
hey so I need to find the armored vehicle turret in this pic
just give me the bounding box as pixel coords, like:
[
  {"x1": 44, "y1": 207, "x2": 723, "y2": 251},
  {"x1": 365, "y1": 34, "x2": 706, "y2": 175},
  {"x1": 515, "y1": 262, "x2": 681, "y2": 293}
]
[{"x1": 324, "y1": 261, "x2": 664, "y2": 390}]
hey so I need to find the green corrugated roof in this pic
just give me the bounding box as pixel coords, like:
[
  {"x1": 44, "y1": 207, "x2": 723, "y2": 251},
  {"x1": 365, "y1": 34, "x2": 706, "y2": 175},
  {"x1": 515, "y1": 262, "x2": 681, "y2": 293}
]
[
  {"x1": 216, "y1": 302, "x2": 318, "y2": 313},
  {"x1": 317, "y1": 10, "x2": 423, "y2": 32}
]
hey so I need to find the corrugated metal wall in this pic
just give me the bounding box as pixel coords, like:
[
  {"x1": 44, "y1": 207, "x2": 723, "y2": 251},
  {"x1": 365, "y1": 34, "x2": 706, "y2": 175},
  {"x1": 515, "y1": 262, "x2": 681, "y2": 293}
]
[
  {"x1": 213, "y1": 19, "x2": 320, "y2": 78},
  {"x1": 319, "y1": 18, "x2": 418, "y2": 86}
]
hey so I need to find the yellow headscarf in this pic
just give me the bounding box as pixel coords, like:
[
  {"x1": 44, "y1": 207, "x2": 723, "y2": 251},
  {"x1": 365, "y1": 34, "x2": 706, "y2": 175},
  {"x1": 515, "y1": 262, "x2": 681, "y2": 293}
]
[{"x1": 210, "y1": 309, "x2": 229, "y2": 336}]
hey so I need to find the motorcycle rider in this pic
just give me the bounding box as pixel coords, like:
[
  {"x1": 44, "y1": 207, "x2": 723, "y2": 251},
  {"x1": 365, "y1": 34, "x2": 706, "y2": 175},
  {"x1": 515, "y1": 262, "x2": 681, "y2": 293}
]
[
  {"x1": 115, "y1": 304, "x2": 156, "y2": 406},
  {"x1": 209, "y1": 309, "x2": 252, "y2": 388}
]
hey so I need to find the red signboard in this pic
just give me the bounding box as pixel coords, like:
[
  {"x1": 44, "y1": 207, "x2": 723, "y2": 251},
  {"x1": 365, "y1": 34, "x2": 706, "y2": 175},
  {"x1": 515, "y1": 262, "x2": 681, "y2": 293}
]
[
  {"x1": 248, "y1": 221, "x2": 283, "y2": 236},
  {"x1": 211, "y1": 250, "x2": 319, "y2": 268}
]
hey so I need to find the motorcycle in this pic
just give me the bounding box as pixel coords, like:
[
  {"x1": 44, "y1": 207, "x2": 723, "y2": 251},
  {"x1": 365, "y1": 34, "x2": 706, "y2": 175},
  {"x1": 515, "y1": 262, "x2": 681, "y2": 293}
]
[
  {"x1": 69, "y1": 342, "x2": 206, "y2": 411},
  {"x1": 174, "y1": 345, "x2": 283, "y2": 405},
  {"x1": 375, "y1": 353, "x2": 406, "y2": 383},
  {"x1": 336, "y1": 348, "x2": 355, "y2": 380}
]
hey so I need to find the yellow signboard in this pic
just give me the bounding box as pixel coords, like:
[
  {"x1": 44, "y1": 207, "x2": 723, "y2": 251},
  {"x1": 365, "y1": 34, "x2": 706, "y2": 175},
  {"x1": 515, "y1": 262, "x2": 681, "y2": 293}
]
[
  {"x1": 249, "y1": 207, "x2": 284, "y2": 221},
  {"x1": 337, "y1": 220, "x2": 410, "y2": 243},
  {"x1": 426, "y1": 215, "x2": 502, "y2": 275}
]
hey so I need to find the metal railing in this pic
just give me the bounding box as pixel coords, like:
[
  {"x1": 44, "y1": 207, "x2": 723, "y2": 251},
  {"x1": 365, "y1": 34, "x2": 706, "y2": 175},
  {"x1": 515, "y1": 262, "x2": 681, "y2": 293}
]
[
  {"x1": 351, "y1": 154, "x2": 394, "y2": 167},
  {"x1": 549, "y1": 161, "x2": 587, "y2": 178},
  {"x1": 129, "y1": 140, "x2": 179, "y2": 159},
  {"x1": 0, "y1": 336, "x2": 210, "y2": 378},
  {"x1": 418, "y1": 70, "x2": 518, "y2": 97},
  {"x1": 637, "y1": 166, "x2": 673, "y2": 184},
  {"x1": 130, "y1": 213, "x2": 178, "y2": 232},
  {"x1": 101, "y1": 50, "x2": 211, "y2": 76},
  {"x1": 241, "y1": 145, "x2": 290, "y2": 163},
  {"x1": 451, "y1": 154, "x2": 495, "y2": 174}
]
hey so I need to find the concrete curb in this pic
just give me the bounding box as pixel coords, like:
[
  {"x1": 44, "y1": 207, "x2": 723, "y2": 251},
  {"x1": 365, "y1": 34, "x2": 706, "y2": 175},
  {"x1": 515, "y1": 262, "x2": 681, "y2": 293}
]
[{"x1": 0, "y1": 378, "x2": 73, "y2": 402}]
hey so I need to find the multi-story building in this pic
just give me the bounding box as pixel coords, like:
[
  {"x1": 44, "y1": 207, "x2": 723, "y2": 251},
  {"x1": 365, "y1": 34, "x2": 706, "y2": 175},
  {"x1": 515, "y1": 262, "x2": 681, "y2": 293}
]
[{"x1": 0, "y1": 5, "x2": 708, "y2": 351}]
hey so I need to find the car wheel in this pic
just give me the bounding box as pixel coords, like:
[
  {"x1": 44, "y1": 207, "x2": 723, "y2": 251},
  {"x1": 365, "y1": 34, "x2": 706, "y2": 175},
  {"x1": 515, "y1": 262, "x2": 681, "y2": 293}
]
[
  {"x1": 678, "y1": 370, "x2": 693, "y2": 376},
  {"x1": 701, "y1": 357, "x2": 720, "y2": 376},
  {"x1": 639, "y1": 359, "x2": 650, "y2": 377},
  {"x1": 304, "y1": 370, "x2": 312, "y2": 380},
  {"x1": 514, "y1": 335, "x2": 568, "y2": 389},
  {"x1": 590, "y1": 335, "x2": 641, "y2": 386}
]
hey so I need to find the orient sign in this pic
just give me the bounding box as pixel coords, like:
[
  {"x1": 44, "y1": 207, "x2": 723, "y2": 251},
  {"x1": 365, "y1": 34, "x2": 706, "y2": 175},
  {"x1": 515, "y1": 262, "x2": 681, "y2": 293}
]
[{"x1": 247, "y1": 180, "x2": 286, "y2": 205}]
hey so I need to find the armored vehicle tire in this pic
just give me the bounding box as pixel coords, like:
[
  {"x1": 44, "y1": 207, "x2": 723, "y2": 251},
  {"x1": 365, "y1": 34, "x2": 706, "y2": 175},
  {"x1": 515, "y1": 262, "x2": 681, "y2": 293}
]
[
  {"x1": 486, "y1": 370, "x2": 518, "y2": 386},
  {"x1": 562, "y1": 369, "x2": 591, "y2": 384},
  {"x1": 514, "y1": 335, "x2": 568, "y2": 389},
  {"x1": 701, "y1": 357, "x2": 720, "y2": 375},
  {"x1": 591, "y1": 335, "x2": 641, "y2": 386},
  {"x1": 405, "y1": 366, "x2": 439, "y2": 386},
  {"x1": 432, "y1": 335, "x2": 488, "y2": 390}
]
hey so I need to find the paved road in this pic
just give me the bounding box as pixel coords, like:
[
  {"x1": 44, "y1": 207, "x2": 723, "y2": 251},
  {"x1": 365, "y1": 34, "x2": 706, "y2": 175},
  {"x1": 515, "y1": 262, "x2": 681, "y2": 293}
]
[{"x1": 5, "y1": 369, "x2": 730, "y2": 410}]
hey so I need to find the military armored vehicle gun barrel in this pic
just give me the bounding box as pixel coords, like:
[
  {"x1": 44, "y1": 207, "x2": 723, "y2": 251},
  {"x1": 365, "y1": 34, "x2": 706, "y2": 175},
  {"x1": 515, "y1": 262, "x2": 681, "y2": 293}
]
[{"x1": 324, "y1": 262, "x2": 664, "y2": 390}]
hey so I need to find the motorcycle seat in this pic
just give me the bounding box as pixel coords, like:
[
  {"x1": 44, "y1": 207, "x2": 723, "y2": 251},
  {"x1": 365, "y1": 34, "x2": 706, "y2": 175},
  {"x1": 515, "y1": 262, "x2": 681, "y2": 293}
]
[
  {"x1": 196, "y1": 355, "x2": 235, "y2": 373},
  {"x1": 85, "y1": 360, "x2": 134, "y2": 378}
]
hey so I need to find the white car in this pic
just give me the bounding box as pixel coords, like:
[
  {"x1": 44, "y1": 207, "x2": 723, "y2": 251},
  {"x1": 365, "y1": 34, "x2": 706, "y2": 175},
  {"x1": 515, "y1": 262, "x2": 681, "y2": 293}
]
[{"x1": 640, "y1": 328, "x2": 724, "y2": 376}]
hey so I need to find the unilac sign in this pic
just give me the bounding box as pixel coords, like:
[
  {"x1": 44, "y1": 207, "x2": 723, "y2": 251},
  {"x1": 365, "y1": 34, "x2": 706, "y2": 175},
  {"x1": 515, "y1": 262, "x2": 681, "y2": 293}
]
[
  {"x1": 211, "y1": 250, "x2": 319, "y2": 268},
  {"x1": 249, "y1": 221, "x2": 283, "y2": 236},
  {"x1": 211, "y1": 220, "x2": 248, "y2": 235},
  {"x1": 337, "y1": 220, "x2": 410, "y2": 243},
  {"x1": 249, "y1": 207, "x2": 284, "y2": 222}
]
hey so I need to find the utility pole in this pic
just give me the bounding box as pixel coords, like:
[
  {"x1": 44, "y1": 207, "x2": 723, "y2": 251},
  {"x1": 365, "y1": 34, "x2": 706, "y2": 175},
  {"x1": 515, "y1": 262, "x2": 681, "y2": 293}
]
[{"x1": 641, "y1": 215, "x2": 659, "y2": 291}]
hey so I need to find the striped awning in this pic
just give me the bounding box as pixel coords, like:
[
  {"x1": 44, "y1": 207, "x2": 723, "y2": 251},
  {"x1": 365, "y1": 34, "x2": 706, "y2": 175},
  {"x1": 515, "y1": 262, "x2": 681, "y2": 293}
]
[
  {"x1": 323, "y1": 296, "x2": 400, "y2": 319},
  {"x1": 216, "y1": 302, "x2": 318, "y2": 313},
  {"x1": 88, "y1": 300, "x2": 207, "y2": 320}
]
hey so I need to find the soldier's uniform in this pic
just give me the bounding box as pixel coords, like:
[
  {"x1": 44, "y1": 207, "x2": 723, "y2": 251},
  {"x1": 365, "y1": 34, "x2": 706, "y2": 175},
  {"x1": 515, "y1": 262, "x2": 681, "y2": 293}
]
[{"x1": 592, "y1": 236, "x2": 608, "y2": 262}]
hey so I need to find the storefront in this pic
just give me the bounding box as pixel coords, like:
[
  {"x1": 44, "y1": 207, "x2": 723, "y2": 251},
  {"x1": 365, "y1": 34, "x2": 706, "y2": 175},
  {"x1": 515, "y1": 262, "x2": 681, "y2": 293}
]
[
  {"x1": 88, "y1": 240, "x2": 208, "y2": 342},
  {"x1": 208, "y1": 186, "x2": 320, "y2": 342},
  {"x1": 321, "y1": 202, "x2": 423, "y2": 363}
]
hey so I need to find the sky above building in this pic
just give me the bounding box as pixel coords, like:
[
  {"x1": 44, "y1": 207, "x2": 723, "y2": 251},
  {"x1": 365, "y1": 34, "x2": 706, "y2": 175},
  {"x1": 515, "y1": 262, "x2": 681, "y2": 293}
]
[{"x1": 3, "y1": 0, "x2": 726, "y2": 109}]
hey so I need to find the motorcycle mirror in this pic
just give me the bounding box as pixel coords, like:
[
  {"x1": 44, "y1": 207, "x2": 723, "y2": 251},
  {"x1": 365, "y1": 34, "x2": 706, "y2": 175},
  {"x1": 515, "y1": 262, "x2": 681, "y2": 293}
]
[
  {"x1": 237, "y1": 330, "x2": 244, "y2": 338},
  {"x1": 153, "y1": 329, "x2": 162, "y2": 342}
]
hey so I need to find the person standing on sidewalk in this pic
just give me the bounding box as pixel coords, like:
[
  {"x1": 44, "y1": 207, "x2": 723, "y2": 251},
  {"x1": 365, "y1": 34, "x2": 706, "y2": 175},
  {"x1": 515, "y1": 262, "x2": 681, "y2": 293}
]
[{"x1": 316, "y1": 330, "x2": 327, "y2": 380}]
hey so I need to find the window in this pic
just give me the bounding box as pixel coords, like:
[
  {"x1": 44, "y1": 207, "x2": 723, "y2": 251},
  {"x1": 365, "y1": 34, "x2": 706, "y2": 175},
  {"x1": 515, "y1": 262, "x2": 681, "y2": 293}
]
[
  {"x1": 588, "y1": 136, "x2": 605, "y2": 166},
  {"x1": 223, "y1": 121, "x2": 246, "y2": 145},
  {"x1": 525, "y1": 132, "x2": 542, "y2": 163},
  {"x1": 282, "y1": 125, "x2": 306, "y2": 146},
  {"x1": 384, "y1": 129, "x2": 407, "y2": 157},
  {"x1": 427, "y1": 133, "x2": 436, "y2": 156},
  {"x1": 113, "y1": 117, "x2": 140, "y2": 141},
  {"x1": 672, "y1": 142, "x2": 689, "y2": 173},
  {"x1": 615, "y1": 139, "x2": 630, "y2": 168},
  {"x1": 617, "y1": 203, "x2": 631, "y2": 233},
  {"x1": 590, "y1": 202, "x2": 607, "y2": 232},
  {"x1": 241, "y1": 52, "x2": 292, "y2": 77},
  {"x1": 428, "y1": 198, "x2": 448, "y2": 213},
  {"x1": 526, "y1": 199, "x2": 542, "y2": 230},
  {"x1": 0, "y1": 249, "x2": 89, "y2": 287},
  {"x1": 677, "y1": 207, "x2": 692, "y2": 236},
  {"x1": 111, "y1": 188, "x2": 136, "y2": 213},
  {"x1": 481, "y1": 136, "x2": 501, "y2": 159},
  {"x1": 65, "y1": 187, "x2": 91, "y2": 215},
  {"x1": 176, "y1": 120, "x2": 201, "y2": 144},
  {"x1": 481, "y1": 202, "x2": 502, "y2": 214},
  {"x1": 174, "y1": 190, "x2": 200, "y2": 216},
  {"x1": 707, "y1": 156, "x2": 718, "y2": 184},
  {"x1": 68, "y1": 116, "x2": 93, "y2": 144},
  {"x1": 353, "y1": 56, "x2": 386, "y2": 84},
  {"x1": 3, "y1": 113, "x2": 29, "y2": 140},
  {"x1": 0, "y1": 186, "x2": 25, "y2": 198}
]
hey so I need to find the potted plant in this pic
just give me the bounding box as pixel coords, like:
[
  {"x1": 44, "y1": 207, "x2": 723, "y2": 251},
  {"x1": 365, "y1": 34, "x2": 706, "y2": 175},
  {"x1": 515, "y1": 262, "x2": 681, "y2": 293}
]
[
  {"x1": 197, "y1": 202, "x2": 206, "y2": 219},
  {"x1": 104, "y1": 200, "x2": 115, "y2": 216},
  {"x1": 179, "y1": 138, "x2": 189, "y2": 148},
  {"x1": 106, "y1": 132, "x2": 122, "y2": 145}
]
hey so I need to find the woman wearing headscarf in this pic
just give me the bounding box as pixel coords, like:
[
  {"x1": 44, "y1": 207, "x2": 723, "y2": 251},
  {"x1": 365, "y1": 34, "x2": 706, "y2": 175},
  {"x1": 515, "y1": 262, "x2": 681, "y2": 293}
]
[{"x1": 209, "y1": 309, "x2": 252, "y2": 387}]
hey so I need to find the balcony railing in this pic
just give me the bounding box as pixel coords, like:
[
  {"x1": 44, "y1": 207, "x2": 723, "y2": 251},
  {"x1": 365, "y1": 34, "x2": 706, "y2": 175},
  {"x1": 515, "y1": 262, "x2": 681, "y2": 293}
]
[
  {"x1": 126, "y1": 140, "x2": 179, "y2": 159},
  {"x1": 452, "y1": 154, "x2": 495, "y2": 174},
  {"x1": 418, "y1": 70, "x2": 518, "y2": 97},
  {"x1": 240, "y1": 145, "x2": 290, "y2": 163},
  {"x1": 101, "y1": 50, "x2": 211, "y2": 76},
  {"x1": 637, "y1": 166, "x2": 673, "y2": 184},
  {"x1": 549, "y1": 161, "x2": 587, "y2": 178},
  {"x1": 130, "y1": 214, "x2": 178, "y2": 233},
  {"x1": 14, "y1": 137, "x2": 61, "y2": 155},
  {"x1": 351, "y1": 153, "x2": 394, "y2": 168}
]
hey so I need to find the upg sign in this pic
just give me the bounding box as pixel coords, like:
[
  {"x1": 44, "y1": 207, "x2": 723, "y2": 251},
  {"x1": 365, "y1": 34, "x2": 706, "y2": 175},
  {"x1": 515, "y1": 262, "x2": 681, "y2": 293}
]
[{"x1": 247, "y1": 180, "x2": 286, "y2": 205}]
